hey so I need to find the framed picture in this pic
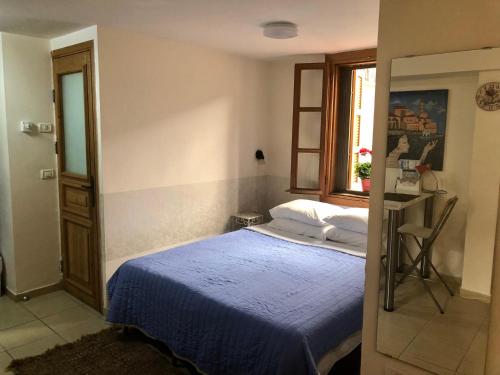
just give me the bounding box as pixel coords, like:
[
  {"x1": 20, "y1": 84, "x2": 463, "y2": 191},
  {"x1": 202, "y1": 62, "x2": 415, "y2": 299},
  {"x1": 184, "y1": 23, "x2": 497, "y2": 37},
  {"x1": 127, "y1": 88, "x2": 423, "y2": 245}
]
[{"x1": 386, "y1": 89, "x2": 449, "y2": 171}]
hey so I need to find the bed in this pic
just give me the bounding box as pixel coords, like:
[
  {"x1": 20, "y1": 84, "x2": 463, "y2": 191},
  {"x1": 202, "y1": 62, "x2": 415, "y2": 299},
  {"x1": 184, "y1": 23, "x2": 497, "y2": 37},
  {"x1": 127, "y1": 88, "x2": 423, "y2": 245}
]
[{"x1": 107, "y1": 225, "x2": 366, "y2": 375}]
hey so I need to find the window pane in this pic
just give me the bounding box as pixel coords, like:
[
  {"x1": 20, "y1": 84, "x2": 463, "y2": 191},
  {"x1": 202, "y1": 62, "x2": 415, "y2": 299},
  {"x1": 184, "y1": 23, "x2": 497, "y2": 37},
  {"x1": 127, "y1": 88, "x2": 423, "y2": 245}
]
[
  {"x1": 300, "y1": 69, "x2": 323, "y2": 107},
  {"x1": 298, "y1": 112, "x2": 321, "y2": 149},
  {"x1": 348, "y1": 67, "x2": 376, "y2": 191},
  {"x1": 61, "y1": 72, "x2": 87, "y2": 176},
  {"x1": 297, "y1": 153, "x2": 320, "y2": 189}
]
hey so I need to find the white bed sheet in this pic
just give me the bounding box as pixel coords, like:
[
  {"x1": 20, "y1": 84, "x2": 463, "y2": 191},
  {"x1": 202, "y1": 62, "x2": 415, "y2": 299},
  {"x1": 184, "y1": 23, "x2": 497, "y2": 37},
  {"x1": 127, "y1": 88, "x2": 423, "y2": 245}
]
[{"x1": 247, "y1": 224, "x2": 367, "y2": 258}]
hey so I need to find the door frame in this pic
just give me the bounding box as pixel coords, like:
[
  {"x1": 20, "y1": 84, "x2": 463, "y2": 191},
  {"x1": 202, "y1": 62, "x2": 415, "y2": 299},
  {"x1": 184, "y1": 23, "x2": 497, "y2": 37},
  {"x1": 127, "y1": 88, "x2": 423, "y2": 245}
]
[{"x1": 51, "y1": 41, "x2": 102, "y2": 312}]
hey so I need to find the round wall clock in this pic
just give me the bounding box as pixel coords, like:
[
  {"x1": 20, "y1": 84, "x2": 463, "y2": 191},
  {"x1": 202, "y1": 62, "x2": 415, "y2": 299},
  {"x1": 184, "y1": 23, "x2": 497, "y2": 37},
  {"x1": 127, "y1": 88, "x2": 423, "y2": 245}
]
[{"x1": 476, "y1": 82, "x2": 500, "y2": 111}]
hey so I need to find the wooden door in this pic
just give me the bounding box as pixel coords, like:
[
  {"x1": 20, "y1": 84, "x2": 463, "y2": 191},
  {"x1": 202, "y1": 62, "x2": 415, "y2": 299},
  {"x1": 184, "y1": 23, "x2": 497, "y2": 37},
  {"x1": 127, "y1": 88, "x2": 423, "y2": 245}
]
[{"x1": 52, "y1": 41, "x2": 102, "y2": 312}]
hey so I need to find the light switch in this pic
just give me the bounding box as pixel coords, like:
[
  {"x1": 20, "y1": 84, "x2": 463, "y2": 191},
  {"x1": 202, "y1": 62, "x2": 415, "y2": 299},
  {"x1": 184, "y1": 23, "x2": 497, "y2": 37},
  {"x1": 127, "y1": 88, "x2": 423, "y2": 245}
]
[
  {"x1": 20, "y1": 121, "x2": 35, "y2": 133},
  {"x1": 40, "y1": 169, "x2": 56, "y2": 180},
  {"x1": 38, "y1": 123, "x2": 53, "y2": 133}
]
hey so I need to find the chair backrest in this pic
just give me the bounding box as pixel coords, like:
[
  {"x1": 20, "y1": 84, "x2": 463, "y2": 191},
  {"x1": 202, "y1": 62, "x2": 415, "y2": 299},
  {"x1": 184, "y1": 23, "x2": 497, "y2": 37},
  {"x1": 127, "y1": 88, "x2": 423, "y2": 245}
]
[{"x1": 428, "y1": 196, "x2": 459, "y2": 244}]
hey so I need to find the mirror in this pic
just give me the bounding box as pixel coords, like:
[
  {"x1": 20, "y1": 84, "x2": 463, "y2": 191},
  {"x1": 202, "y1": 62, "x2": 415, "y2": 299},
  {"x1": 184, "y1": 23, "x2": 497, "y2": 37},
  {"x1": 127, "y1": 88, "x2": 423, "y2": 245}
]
[{"x1": 376, "y1": 47, "x2": 500, "y2": 374}]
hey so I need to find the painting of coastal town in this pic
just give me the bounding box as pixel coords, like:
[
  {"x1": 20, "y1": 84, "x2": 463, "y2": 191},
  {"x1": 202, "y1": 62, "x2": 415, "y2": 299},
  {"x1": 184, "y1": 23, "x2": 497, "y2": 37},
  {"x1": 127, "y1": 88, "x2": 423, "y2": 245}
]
[{"x1": 386, "y1": 89, "x2": 448, "y2": 171}]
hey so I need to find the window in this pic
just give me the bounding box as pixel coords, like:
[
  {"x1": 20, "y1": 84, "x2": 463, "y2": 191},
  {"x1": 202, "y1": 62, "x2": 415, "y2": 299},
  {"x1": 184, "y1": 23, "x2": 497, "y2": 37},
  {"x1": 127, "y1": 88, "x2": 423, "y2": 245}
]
[{"x1": 290, "y1": 50, "x2": 376, "y2": 207}]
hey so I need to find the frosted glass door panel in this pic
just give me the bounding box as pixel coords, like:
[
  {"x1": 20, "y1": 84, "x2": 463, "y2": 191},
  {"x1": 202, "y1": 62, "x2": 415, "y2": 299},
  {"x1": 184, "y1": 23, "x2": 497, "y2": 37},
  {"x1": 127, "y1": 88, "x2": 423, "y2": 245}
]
[
  {"x1": 62, "y1": 72, "x2": 87, "y2": 176},
  {"x1": 298, "y1": 112, "x2": 322, "y2": 149},
  {"x1": 300, "y1": 70, "x2": 323, "y2": 107},
  {"x1": 297, "y1": 153, "x2": 320, "y2": 189}
]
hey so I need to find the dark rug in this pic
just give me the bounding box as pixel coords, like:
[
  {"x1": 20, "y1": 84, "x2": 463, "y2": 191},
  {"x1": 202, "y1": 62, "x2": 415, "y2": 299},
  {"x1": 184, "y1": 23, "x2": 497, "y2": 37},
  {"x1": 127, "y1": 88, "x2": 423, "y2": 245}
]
[
  {"x1": 7, "y1": 326, "x2": 360, "y2": 375},
  {"x1": 7, "y1": 327, "x2": 199, "y2": 375}
]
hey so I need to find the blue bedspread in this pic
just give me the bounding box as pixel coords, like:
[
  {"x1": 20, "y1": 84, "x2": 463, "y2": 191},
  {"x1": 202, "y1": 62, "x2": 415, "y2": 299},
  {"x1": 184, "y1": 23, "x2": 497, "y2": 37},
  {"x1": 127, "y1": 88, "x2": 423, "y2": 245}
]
[{"x1": 107, "y1": 229, "x2": 365, "y2": 375}]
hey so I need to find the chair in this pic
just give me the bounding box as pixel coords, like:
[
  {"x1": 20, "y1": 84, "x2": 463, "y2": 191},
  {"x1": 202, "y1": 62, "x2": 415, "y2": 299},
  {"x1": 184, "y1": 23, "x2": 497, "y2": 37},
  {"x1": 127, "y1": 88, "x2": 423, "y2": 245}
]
[{"x1": 395, "y1": 196, "x2": 458, "y2": 313}]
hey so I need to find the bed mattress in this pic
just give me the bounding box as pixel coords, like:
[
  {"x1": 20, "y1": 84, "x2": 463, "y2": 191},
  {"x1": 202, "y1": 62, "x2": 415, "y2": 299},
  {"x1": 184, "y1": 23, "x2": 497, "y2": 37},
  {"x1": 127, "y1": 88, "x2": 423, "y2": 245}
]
[{"x1": 107, "y1": 228, "x2": 365, "y2": 375}]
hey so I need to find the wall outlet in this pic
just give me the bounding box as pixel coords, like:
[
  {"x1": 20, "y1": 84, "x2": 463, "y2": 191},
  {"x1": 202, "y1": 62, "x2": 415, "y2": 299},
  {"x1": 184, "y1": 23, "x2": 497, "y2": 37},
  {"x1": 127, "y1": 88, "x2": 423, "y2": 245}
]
[
  {"x1": 38, "y1": 123, "x2": 53, "y2": 133},
  {"x1": 40, "y1": 169, "x2": 56, "y2": 180},
  {"x1": 20, "y1": 121, "x2": 35, "y2": 133}
]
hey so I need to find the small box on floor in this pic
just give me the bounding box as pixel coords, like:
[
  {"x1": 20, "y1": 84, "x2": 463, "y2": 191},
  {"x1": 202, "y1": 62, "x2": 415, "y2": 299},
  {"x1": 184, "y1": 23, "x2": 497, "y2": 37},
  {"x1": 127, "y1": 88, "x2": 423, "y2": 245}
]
[{"x1": 231, "y1": 212, "x2": 263, "y2": 230}]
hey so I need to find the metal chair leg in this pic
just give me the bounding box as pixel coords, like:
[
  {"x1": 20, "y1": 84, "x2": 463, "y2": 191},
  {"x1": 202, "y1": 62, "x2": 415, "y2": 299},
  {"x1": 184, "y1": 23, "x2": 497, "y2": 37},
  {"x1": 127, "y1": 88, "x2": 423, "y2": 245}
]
[
  {"x1": 396, "y1": 234, "x2": 447, "y2": 313},
  {"x1": 426, "y1": 260, "x2": 454, "y2": 296},
  {"x1": 412, "y1": 266, "x2": 445, "y2": 314},
  {"x1": 396, "y1": 236, "x2": 424, "y2": 287}
]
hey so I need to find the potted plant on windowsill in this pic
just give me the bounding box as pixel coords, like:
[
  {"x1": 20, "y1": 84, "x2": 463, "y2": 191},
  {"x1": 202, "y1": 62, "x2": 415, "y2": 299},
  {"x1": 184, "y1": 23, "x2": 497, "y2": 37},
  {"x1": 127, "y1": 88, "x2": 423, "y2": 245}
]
[{"x1": 355, "y1": 148, "x2": 372, "y2": 192}]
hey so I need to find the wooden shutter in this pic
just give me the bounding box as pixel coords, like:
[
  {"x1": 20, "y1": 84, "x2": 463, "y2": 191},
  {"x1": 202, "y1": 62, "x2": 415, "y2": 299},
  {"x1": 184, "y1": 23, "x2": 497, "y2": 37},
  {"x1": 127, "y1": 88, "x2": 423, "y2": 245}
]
[{"x1": 290, "y1": 63, "x2": 329, "y2": 194}]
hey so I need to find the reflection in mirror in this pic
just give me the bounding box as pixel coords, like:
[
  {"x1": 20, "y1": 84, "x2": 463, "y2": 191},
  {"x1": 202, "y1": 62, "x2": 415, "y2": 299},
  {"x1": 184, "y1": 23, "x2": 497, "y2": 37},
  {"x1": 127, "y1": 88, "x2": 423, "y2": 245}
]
[{"x1": 376, "y1": 48, "x2": 499, "y2": 375}]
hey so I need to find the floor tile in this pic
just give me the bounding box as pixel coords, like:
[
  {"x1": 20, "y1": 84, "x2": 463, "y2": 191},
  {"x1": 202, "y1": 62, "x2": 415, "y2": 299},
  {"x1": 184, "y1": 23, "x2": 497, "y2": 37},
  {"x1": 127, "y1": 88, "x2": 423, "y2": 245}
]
[
  {"x1": 0, "y1": 298, "x2": 36, "y2": 331},
  {"x1": 444, "y1": 297, "x2": 490, "y2": 319},
  {"x1": 400, "y1": 331, "x2": 466, "y2": 371},
  {"x1": 53, "y1": 318, "x2": 109, "y2": 343},
  {"x1": 378, "y1": 273, "x2": 491, "y2": 375},
  {"x1": 42, "y1": 305, "x2": 109, "y2": 343},
  {"x1": 376, "y1": 328, "x2": 414, "y2": 358},
  {"x1": 380, "y1": 302, "x2": 437, "y2": 332},
  {"x1": 398, "y1": 354, "x2": 456, "y2": 375},
  {"x1": 377, "y1": 301, "x2": 437, "y2": 358},
  {"x1": 0, "y1": 352, "x2": 12, "y2": 375},
  {"x1": 7, "y1": 333, "x2": 66, "y2": 360},
  {"x1": 418, "y1": 313, "x2": 482, "y2": 351},
  {"x1": 456, "y1": 324, "x2": 488, "y2": 375},
  {"x1": 395, "y1": 277, "x2": 452, "y2": 311},
  {"x1": 22, "y1": 291, "x2": 79, "y2": 318},
  {"x1": 0, "y1": 320, "x2": 54, "y2": 350}
]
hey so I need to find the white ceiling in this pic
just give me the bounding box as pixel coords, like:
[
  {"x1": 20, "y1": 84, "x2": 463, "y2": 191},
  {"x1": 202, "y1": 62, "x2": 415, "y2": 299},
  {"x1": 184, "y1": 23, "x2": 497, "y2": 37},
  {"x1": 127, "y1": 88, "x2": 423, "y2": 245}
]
[{"x1": 0, "y1": 0, "x2": 379, "y2": 59}]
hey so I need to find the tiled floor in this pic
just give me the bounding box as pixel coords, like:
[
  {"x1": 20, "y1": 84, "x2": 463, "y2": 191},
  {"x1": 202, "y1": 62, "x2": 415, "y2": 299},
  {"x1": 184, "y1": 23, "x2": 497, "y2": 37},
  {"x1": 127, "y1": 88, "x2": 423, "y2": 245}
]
[
  {"x1": 0, "y1": 291, "x2": 110, "y2": 375},
  {"x1": 377, "y1": 277, "x2": 490, "y2": 375}
]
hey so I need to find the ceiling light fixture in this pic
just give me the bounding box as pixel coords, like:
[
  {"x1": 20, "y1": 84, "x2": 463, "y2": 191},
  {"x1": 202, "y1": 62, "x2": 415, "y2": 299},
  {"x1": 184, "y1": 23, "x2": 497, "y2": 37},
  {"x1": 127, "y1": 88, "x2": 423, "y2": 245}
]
[{"x1": 262, "y1": 21, "x2": 298, "y2": 39}]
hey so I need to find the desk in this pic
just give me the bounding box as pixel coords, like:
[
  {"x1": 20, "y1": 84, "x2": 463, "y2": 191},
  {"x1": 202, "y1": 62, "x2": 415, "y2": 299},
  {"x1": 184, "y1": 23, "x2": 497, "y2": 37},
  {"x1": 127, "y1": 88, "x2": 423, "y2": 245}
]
[{"x1": 383, "y1": 192, "x2": 435, "y2": 311}]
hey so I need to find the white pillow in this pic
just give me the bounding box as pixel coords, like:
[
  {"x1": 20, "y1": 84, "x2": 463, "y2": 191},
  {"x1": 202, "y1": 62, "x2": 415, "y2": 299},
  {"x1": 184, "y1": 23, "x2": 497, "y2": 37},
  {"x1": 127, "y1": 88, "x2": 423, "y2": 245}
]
[
  {"x1": 324, "y1": 207, "x2": 369, "y2": 234},
  {"x1": 267, "y1": 218, "x2": 334, "y2": 241},
  {"x1": 269, "y1": 199, "x2": 342, "y2": 227},
  {"x1": 326, "y1": 226, "x2": 367, "y2": 248}
]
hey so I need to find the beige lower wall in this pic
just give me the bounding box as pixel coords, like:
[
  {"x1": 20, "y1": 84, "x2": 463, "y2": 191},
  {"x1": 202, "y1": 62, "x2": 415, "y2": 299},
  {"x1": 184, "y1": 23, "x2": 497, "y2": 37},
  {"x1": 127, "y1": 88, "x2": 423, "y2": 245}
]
[
  {"x1": 363, "y1": 1, "x2": 500, "y2": 374},
  {"x1": 103, "y1": 174, "x2": 313, "y2": 282},
  {"x1": 103, "y1": 176, "x2": 266, "y2": 262}
]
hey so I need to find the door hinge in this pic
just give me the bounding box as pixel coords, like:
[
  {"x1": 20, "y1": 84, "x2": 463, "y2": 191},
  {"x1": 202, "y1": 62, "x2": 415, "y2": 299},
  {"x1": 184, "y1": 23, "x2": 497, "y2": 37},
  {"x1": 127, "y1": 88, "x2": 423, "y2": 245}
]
[
  {"x1": 54, "y1": 141, "x2": 59, "y2": 154},
  {"x1": 52, "y1": 89, "x2": 55, "y2": 103},
  {"x1": 59, "y1": 258, "x2": 64, "y2": 273}
]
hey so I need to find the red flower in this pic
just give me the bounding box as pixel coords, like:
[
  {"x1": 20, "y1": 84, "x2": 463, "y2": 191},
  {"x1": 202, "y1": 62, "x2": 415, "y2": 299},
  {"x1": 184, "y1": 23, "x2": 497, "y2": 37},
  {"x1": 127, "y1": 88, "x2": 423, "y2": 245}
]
[
  {"x1": 416, "y1": 164, "x2": 431, "y2": 174},
  {"x1": 359, "y1": 148, "x2": 372, "y2": 155}
]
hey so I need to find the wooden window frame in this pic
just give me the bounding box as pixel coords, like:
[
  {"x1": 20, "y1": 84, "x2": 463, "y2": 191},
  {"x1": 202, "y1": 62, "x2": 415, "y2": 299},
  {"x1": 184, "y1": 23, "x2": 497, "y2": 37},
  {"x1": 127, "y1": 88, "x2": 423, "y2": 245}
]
[
  {"x1": 322, "y1": 49, "x2": 377, "y2": 208},
  {"x1": 289, "y1": 63, "x2": 330, "y2": 194}
]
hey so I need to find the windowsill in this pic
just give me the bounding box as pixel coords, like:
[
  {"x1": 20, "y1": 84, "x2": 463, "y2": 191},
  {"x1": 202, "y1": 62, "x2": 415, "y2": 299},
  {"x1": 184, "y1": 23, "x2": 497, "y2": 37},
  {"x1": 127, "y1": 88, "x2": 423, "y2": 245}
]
[{"x1": 322, "y1": 192, "x2": 370, "y2": 208}]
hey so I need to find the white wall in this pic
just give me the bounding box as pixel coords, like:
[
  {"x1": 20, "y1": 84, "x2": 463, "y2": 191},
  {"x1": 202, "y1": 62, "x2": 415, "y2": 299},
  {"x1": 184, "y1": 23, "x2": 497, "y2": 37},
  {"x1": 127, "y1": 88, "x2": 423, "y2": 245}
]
[
  {"x1": 260, "y1": 54, "x2": 325, "y2": 210},
  {"x1": 96, "y1": 27, "x2": 270, "y2": 281},
  {"x1": 0, "y1": 33, "x2": 60, "y2": 294},
  {"x1": 462, "y1": 69, "x2": 500, "y2": 298},
  {"x1": 98, "y1": 26, "x2": 269, "y2": 194},
  {"x1": 267, "y1": 54, "x2": 325, "y2": 179},
  {"x1": 0, "y1": 33, "x2": 16, "y2": 292},
  {"x1": 363, "y1": 1, "x2": 500, "y2": 374}
]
